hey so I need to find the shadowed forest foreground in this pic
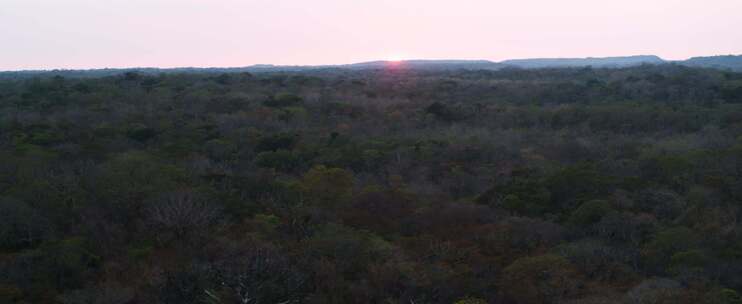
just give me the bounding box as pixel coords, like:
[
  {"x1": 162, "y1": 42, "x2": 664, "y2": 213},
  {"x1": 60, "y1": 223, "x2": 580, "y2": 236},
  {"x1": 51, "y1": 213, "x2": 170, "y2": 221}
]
[{"x1": 1, "y1": 65, "x2": 742, "y2": 303}]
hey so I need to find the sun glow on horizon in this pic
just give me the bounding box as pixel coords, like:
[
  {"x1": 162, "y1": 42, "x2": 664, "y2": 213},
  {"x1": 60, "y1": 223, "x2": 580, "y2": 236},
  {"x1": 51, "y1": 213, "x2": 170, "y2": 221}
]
[{"x1": 384, "y1": 54, "x2": 407, "y2": 62}]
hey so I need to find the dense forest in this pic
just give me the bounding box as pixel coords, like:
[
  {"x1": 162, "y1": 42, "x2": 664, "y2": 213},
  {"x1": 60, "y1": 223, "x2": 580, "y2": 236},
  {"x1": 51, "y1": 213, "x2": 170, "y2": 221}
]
[{"x1": 1, "y1": 65, "x2": 742, "y2": 304}]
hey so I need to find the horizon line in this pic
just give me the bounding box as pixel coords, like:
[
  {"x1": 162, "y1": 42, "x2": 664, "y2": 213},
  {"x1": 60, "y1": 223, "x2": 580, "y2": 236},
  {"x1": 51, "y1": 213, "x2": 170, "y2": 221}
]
[{"x1": 1, "y1": 53, "x2": 740, "y2": 73}]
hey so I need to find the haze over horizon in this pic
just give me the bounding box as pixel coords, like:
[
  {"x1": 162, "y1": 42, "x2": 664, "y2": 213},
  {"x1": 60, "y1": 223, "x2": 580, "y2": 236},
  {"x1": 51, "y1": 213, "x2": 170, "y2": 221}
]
[{"x1": 2, "y1": 0, "x2": 742, "y2": 71}]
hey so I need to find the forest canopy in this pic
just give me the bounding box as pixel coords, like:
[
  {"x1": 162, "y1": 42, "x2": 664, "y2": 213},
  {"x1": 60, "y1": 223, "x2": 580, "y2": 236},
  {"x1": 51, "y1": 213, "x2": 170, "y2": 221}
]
[{"x1": 1, "y1": 65, "x2": 742, "y2": 303}]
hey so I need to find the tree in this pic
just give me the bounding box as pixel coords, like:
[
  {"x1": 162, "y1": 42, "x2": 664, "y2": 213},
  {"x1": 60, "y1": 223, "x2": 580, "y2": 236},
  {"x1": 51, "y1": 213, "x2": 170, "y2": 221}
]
[
  {"x1": 545, "y1": 164, "x2": 612, "y2": 211},
  {"x1": 126, "y1": 123, "x2": 157, "y2": 142},
  {"x1": 255, "y1": 132, "x2": 300, "y2": 152},
  {"x1": 569, "y1": 200, "x2": 614, "y2": 227},
  {"x1": 453, "y1": 297, "x2": 488, "y2": 304},
  {"x1": 145, "y1": 190, "x2": 221, "y2": 244},
  {"x1": 300, "y1": 166, "x2": 354, "y2": 208},
  {"x1": 642, "y1": 227, "x2": 700, "y2": 273},
  {"x1": 93, "y1": 151, "x2": 186, "y2": 220},
  {"x1": 500, "y1": 254, "x2": 582, "y2": 304},
  {"x1": 56, "y1": 283, "x2": 134, "y2": 304},
  {"x1": 255, "y1": 150, "x2": 302, "y2": 172},
  {"x1": 426, "y1": 102, "x2": 461, "y2": 122},
  {"x1": 205, "y1": 247, "x2": 308, "y2": 304},
  {"x1": 0, "y1": 197, "x2": 51, "y2": 250},
  {"x1": 264, "y1": 93, "x2": 303, "y2": 108},
  {"x1": 626, "y1": 278, "x2": 682, "y2": 304},
  {"x1": 556, "y1": 239, "x2": 637, "y2": 283},
  {"x1": 477, "y1": 168, "x2": 552, "y2": 216},
  {"x1": 341, "y1": 188, "x2": 415, "y2": 236}
]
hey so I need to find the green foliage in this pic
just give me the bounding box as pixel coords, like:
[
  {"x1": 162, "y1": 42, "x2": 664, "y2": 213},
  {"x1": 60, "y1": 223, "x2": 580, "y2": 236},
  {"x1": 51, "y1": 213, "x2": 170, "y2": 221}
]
[
  {"x1": 126, "y1": 123, "x2": 157, "y2": 142},
  {"x1": 300, "y1": 165, "x2": 354, "y2": 208},
  {"x1": 711, "y1": 289, "x2": 742, "y2": 304},
  {"x1": 646, "y1": 227, "x2": 699, "y2": 255},
  {"x1": 555, "y1": 239, "x2": 637, "y2": 283},
  {"x1": 0, "y1": 284, "x2": 23, "y2": 302},
  {"x1": 256, "y1": 132, "x2": 299, "y2": 152},
  {"x1": 643, "y1": 227, "x2": 701, "y2": 272},
  {"x1": 0, "y1": 197, "x2": 50, "y2": 250},
  {"x1": 278, "y1": 106, "x2": 309, "y2": 121},
  {"x1": 500, "y1": 254, "x2": 581, "y2": 304},
  {"x1": 669, "y1": 249, "x2": 709, "y2": 275},
  {"x1": 453, "y1": 297, "x2": 488, "y2": 304},
  {"x1": 545, "y1": 164, "x2": 612, "y2": 209},
  {"x1": 264, "y1": 92, "x2": 303, "y2": 107},
  {"x1": 94, "y1": 152, "x2": 186, "y2": 217},
  {"x1": 478, "y1": 168, "x2": 552, "y2": 215},
  {"x1": 303, "y1": 223, "x2": 393, "y2": 275},
  {"x1": 256, "y1": 149, "x2": 302, "y2": 172},
  {"x1": 568, "y1": 200, "x2": 614, "y2": 226}
]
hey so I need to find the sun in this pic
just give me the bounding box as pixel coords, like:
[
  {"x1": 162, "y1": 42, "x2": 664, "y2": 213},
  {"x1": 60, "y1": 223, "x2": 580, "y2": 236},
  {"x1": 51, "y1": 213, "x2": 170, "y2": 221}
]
[{"x1": 385, "y1": 54, "x2": 406, "y2": 62}]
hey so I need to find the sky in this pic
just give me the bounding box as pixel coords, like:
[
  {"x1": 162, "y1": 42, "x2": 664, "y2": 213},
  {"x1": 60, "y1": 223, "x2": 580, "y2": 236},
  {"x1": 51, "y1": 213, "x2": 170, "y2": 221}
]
[{"x1": 1, "y1": 0, "x2": 741, "y2": 70}]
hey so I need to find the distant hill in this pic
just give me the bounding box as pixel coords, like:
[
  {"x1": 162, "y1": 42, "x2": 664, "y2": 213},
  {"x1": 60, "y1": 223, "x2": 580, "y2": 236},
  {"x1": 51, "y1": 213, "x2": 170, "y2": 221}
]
[
  {"x1": 679, "y1": 55, "x2": 742, "y2": 71},
  {"x1": 3, "y1": 55, "x2": 742, "y2": 78},
  {"x1": 500, "y1": 55, "x2": 665, "y2": 69},
  {"x1": 499, "y1": 55, "x2": 742, "y2": 71}
]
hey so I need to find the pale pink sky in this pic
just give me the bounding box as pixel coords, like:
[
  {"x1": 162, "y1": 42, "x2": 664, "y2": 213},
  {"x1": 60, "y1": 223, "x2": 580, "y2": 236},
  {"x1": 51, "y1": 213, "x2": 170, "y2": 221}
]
[{"x1": 1, "y1": 0, "x2": 741, "y2": 70}]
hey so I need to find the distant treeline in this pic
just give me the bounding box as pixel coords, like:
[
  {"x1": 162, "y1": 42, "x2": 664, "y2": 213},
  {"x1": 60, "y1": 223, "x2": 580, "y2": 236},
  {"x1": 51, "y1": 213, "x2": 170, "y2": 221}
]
[{"x1": 2, "y1": 55, "x2": 741, "y2": 80}]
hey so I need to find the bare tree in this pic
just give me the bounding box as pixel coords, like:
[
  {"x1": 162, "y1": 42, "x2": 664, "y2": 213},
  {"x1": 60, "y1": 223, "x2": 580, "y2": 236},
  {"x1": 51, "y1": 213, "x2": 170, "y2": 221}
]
[
  {"x1": 205, "y1": 248, "x2": 307, "y2": 304},
  {"x1": 146, "y1": 190, "x2": 221, "y2": 243}
]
